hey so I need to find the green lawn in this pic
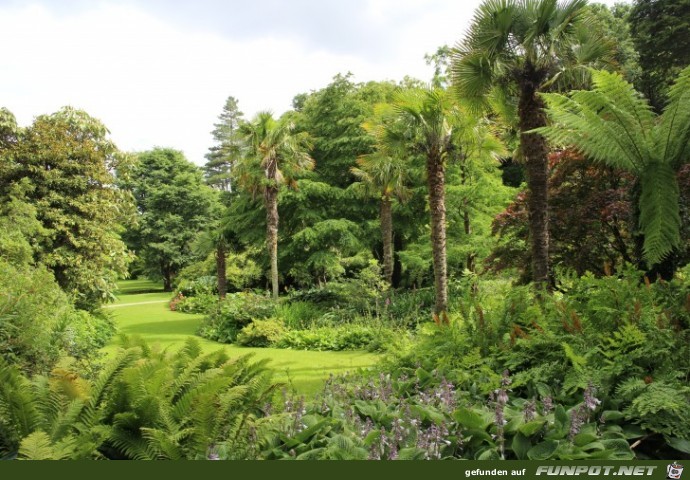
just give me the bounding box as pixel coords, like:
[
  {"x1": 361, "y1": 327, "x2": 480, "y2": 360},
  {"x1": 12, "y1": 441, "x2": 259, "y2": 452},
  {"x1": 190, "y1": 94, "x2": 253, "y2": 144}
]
[{"x1": 104, "y1": 280, "x2": 379, "y2": 395}]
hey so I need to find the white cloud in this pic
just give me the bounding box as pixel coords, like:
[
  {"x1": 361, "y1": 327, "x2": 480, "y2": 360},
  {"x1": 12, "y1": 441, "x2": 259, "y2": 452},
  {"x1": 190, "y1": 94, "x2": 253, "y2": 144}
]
[{"x1": 0, "y1": 0, "x2": 627, "y2": 165}]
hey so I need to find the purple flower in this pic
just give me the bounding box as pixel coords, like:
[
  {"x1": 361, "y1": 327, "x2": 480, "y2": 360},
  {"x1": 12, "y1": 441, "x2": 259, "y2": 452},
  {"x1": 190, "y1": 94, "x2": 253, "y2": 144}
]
[
  {"x1": 583, "y1": 383, "x2": 601, "y2": 412},
  {"x1": 523, "y1": 399, "x2": 537, "y2": 423},
  {"x1": 541, "y1": 395, "x2": 554, "y2": 415},
  {"x1": 568, "y1": 405, "x2": 586, "y2": 441}
]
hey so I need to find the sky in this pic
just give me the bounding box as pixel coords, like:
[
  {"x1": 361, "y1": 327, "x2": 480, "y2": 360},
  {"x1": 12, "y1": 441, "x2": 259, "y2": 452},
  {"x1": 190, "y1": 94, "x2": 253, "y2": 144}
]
[{"x1": 1, "y1": 0, "x2": 625, "y2": 165}]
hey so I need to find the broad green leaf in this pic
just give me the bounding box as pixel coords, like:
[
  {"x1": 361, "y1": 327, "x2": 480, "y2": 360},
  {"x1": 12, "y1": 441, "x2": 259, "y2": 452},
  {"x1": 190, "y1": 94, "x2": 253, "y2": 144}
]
[
  {"x1": 511, "y1": 432, "x2": 532, "y2": 460},
  {"x1": 667, "y1": 437, "x2": 690, "y2": 454},
  {"x1": 527, "y1": 439, "x2": 559, "y2": 460},
  {"x1": 519, "y1": 419, "x2": 546, "y2": 437},
  {"x1": 454, "y1": 407, "x2": 490, "y2": 430}
]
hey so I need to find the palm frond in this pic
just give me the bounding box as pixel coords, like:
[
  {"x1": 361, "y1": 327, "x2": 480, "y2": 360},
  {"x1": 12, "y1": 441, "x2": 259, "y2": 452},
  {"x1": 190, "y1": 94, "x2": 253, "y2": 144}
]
[{"x1": 451, "y1": 51, "x2": 498, "y2": 114}]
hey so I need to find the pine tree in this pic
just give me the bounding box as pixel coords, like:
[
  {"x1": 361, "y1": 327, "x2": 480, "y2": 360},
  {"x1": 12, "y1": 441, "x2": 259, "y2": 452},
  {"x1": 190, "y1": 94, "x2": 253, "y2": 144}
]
[{"x1": 204, "y1": 96, "x2": 244, "y2": 192}]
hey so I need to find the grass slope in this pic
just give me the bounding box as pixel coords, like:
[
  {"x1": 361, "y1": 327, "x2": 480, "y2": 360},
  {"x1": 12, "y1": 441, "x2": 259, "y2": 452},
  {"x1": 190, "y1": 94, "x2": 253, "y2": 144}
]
[{"x1": 104, "y1": 280, "x2": 379, "y2": 395}]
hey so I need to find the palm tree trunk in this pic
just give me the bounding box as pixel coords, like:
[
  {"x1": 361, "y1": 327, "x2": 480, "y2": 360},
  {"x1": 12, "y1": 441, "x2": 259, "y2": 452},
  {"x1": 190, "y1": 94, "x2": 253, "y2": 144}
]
[
  {"x1": 427, "y1": 150, "x2": 448, "y2": 313},
  {"x1": 461, "y1": 159, "x2": 475, "y2": 273},
  {"x1": 216, "y1": 241, "x2": 227, "y2": 299},
  {"x1": 464, "y1": 210, "x2": 476, "y2": 272},
  {"x1": 265, "y1": 186, "x2": 279, "y2": 300},
  {"x1": 519, "y1": 68, "x2": 550, "y2": 290},
  {"x1": 380, "y1": 198, "x2": 394, "y2": 286}
]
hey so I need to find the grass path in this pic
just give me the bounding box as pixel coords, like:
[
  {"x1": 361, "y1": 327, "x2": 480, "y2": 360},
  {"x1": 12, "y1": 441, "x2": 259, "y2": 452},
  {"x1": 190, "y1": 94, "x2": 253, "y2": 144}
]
[{"x1": 104, "y1": 280, "x2": 379, "y2": 396}]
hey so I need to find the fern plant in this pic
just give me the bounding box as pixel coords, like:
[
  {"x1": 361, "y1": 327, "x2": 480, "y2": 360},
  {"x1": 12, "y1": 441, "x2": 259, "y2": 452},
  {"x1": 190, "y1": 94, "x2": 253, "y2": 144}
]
[
  {"x1": 536, "y1": 66, "x2": 690, "y2": 269},
  {"x1": 106, "y1": 338, "x2": 279, "y2": 460}
]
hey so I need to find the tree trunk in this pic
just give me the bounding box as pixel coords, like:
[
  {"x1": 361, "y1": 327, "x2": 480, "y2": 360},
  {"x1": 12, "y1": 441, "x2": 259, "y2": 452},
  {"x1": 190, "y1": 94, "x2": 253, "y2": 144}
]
[
  {"x1": 216, "y1": 241, "x2": 227, "y2": 299},
  {"x1": 427, "y1": 150, "x2": 448, "y2": 314},
  {"x1": 162, "y1": 266, "x2": 173, "y2": 292},
  {"x1": 519, "y1": 66, "x2": 551, "y2": 290},
  {"x1": 265, "y1": 185, "x2": 279, "y2": 300},
  {"x1": 464, "y1": 210, "x2": 476, "y2": 272},
  {"x1": 380, "y1": 198, "x2": 394, "y2": 286},
  {"x1": 461, "y1": 158, "x2": 475, "y2": 273}
]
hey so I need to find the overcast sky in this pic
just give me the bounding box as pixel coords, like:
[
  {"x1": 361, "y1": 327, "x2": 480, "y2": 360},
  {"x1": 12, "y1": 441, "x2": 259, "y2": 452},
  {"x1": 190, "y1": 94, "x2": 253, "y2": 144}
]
[{"x1": 1, "y1": 0, "x2": 625, "y2": 165}]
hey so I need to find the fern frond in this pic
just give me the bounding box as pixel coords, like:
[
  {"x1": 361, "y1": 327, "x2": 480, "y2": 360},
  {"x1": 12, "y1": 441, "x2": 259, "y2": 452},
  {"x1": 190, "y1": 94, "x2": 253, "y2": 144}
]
[
  {"x1": 0, "y1": 358, "x2": 42, "y2": 440},
  {"x1": 657, "y1": 64, "x2": 690, "y2": 169},
  {"x1": 18, "y1": 431, "x2": 60, "y2": 460},
  {"x1": 639, "y1": 162, "x2": 681, "y2": 266}
]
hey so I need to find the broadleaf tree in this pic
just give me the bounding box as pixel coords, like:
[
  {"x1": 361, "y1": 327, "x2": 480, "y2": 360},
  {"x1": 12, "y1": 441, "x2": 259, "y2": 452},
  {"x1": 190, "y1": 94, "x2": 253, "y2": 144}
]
[
  {"x1": 124, "y1": 148, "x2": 217, "y2": 291},
  {"x1": 0, "y1": 107, "x2": 133, "y2": 307}
]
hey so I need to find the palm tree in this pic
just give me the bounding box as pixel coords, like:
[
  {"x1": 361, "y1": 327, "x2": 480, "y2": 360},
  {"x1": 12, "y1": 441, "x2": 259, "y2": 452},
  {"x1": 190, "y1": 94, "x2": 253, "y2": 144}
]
[
  {"x1": 234, "y1": 112, "x2": 314, "y2": 300},
  {"x1": 451, "y1": 0, "x2": 614, "y2": 288},
  {"x1": 536, "y1": 67, "x2": 690, "y2": 278},
  {"x1": 378, "y1": 88, "x2": 459, "y2": 314},
  {"x1": 351, "y1": 117, "x2": 410, "y2": 286},
  {"x1": 193, "y1": 218, "x2": 232, "y2": 299}
]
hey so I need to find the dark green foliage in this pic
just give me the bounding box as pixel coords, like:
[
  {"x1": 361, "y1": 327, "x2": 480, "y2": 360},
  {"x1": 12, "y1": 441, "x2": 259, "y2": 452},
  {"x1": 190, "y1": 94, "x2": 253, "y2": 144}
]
[
  {"x1": 197, "y1": 293, "x2": 277, "y2": 343},
  {"x1": 122, "y1": 148, "x2": 217, "y2": 291},
  {"x1": 489, "y1": 150, "x2": 637, "y2": 280},
  {"x1": 0, "y1": 107, "x2": 133, "y2": 307},
  {"x1": 204, "y1": 96, "x2": 243, "y2": 192},
  {"x1": 629, "y1": 0, "x2": 690, "y2": 111},
  {"x1": 537, "y1": 67, "x2": 690, "y2": 270},
  {"x1": 294, "y1": 74, "x2": 396, "y2": 188},
  {"x1": 261, "y1": 368, "x2": 634, "y2": 460}
]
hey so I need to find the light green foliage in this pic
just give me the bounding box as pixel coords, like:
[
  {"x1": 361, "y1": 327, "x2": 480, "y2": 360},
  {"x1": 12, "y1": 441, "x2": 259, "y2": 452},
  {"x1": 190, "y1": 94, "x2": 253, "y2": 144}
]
[
  {"x1": 0, "y1": 339, "x2": 278, "y2": 460},
  {"x1": 177, "y1": 249, "x2": 262, "y2": 293},
  {"x1": 276, "y1": 324, "x2": 394, "y2": 352},
  {"x1": 0, "y1": 181, "x2": 47, "y2": 266},
  {"x1": 537, "y1": 67, "x2": 690, "y2": 266},
  {"x1": 293, "y1": 73, "x2": 396, "y2": 188},
  {"x1": 586, "y1": 3, "x2": 640, "y2": 83},
  {"x1": 0, "y1": 259, "x2": 114, "y2": 376},
  {"x1": 0, "y1": 107, "x2": 133, "y2": 307},
  {"x1": 123, "y1": 148, "x2": 217, "y2": 291},
  {"x1": 236, "y1": 318, "x2": 287, "y2": 347}
]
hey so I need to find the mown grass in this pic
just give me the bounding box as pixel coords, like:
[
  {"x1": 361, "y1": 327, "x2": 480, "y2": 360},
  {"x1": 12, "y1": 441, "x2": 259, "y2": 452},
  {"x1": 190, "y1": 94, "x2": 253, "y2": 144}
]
[{"x1": 104, "y1": 280, "x2": 379, "y2": 395}]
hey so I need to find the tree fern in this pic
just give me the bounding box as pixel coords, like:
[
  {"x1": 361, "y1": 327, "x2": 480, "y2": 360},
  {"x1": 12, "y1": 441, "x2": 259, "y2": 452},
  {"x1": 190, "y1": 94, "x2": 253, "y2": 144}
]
[
  {"x1": 639, "y1": 162, "x2": 681, "y2": 264},
  {"x1": 537, "y1": 67, "x2": 690, "y2": 267},
  {"x1": 658, "y1": 65, "x2": 690, "y2": 168}
]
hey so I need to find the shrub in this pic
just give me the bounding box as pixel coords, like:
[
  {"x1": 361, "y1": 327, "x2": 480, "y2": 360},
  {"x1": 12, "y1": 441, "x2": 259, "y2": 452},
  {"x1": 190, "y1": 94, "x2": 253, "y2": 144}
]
[
  {"x1": 276, "y1": 325, "x2": 394, "y2": 352},
  {"x1": 0, "y1": 260, "x2": 115, "y2": 375},
  {"x1": 175, "y1": 275, "x2": 217, "y2": 297},
  {"x1": 170, "y1": 292, "x2": 218, "y2": 314},
  {"x1": 236, "y1": 318, "x2": 287, "y2": 347},
  {"x1": 275, "y1": 301, "x2": 327, "y2": 329},
  {"x1": 197, "y1": 292, "x2": 276, "y2": 343}
]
